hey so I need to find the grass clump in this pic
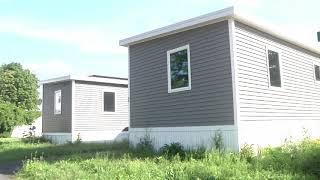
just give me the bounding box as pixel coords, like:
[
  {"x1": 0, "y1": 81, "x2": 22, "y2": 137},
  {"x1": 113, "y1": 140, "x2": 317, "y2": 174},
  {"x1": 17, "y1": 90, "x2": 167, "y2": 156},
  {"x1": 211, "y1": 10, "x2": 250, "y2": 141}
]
[{"x1": 160, "y1": 142, "x2": 186, "y2": 160}]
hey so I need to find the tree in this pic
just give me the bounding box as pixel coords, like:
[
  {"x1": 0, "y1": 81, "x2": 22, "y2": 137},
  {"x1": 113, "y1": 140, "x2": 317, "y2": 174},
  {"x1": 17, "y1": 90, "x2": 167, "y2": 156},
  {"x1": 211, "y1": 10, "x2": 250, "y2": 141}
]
[{"x1": 0, "y1": 63, "x2": 41, "y2": 134}]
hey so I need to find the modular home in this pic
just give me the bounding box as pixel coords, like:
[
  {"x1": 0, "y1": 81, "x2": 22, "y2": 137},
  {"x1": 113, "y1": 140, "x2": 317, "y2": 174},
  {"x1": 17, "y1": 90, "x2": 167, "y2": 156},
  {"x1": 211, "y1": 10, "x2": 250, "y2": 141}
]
[
  {"x1": 41, "y1": 75, "x2": 128, "y2": 144},
  {"x1": 120, "y1": 7, "x2": 320, "y2": 151}
]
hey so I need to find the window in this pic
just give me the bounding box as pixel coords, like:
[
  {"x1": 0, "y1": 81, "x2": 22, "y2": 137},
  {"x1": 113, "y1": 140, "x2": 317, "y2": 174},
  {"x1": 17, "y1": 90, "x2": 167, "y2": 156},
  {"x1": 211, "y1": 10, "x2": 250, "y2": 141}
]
[
  {"x1": 167, "y1": 45, "x2": 191, "y2": 93},
  {"x1": 314, "y1": 64, "x2": 320, "y2": 81},
  {"x1": 267, "y1": 49, "x2": 282, "y2": 87},
  {"x1": 103, "y1": 92, "x2": 115, "y2": 112},
  {"x1": 54, "y1": 90, "x2": 61, "y2": 114}
]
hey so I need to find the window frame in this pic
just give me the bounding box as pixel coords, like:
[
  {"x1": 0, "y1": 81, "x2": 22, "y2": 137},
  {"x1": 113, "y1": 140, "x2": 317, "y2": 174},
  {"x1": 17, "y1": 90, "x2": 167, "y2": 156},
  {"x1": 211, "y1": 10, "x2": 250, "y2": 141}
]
[
  {"x1": 313, "y1": 62, "x2": 320, "y2": 84},
  {"x1": 102, "y1": 90, "x2": 117, "y2": 113},
  {"x1": 167, "y1": 44, "x2": 192, "y2": 93},
  {"x1": 266, "y1": 45, "x2": 283, "y2": 89},
  {"x1": 54, "y1": 90, "x2": 62, "y2": 115}
]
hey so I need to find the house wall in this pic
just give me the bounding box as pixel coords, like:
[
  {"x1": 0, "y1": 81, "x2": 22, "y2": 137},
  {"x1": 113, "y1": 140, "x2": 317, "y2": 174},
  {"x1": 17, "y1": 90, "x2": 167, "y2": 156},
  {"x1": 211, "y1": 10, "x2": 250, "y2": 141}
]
[
  {"x1": 42, "y1": 81, "x2": 72, "y2": 133},
  {"x1": 234, "y1": 21, "x2": 320, "y2": 148},
  {"x1": 73, "y1": 81, "x2": 129, "y2": 142},
  {"x1": 129, "y1": 20, "x2": 237, "y2": 150}
]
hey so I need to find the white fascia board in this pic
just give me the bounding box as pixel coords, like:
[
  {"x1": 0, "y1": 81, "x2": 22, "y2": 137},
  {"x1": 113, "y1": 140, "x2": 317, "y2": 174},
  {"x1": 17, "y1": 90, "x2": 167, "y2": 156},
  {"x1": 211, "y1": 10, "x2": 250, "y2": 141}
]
[
  {"x1": 119, "y1": 6, "x2": 320, "y2": 56},
  {"x1": 40, "y1": 75, "x2": 128, "y2": 85},
  {"x1": 119, "y1": 6, "x2": 234, "y2": 47},
  {"x1": 40, "y1": 75, "x2": 72, "y2": 84},
  {"x1": 75, "y1": 76, "x2": 128, "y2": 85}
]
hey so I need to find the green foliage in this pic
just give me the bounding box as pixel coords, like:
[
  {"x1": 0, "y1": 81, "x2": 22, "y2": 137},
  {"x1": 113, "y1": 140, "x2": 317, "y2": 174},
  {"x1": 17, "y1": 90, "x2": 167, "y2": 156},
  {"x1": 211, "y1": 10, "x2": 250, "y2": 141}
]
[
  {"x1": 134, "y1": 133, "x2": 155, "y2": 156},
  {"x1": 240, "y1": 144, "x2": 255, "y2": 163},
  {"x1": 256, "y1": 139, "x2": 320, "y2": 177},
  {"x1": 0, "y1": 101, "x2": 17, "y2": 133},
  {"x1": 0, "y1": 138, "x2": 318, "y2": 179},
  {"x1": 0, "y1": 63, "x2": 41, "y2": 134},
  {"x1": 212, "y1": 130, "x2": 224, "y2": 152},
  {"x1": 160, "y1": 142, "x2": 186, "y2": 160},
  {"x1": 75, "y1": 133, "x2": 82, "y2": 144},
  {"x1": 0, "y1": 63, "x2": 39, "y2": 110},
  {"x1": 22, "y1": 126, "x2": 51, "y2": 144}
]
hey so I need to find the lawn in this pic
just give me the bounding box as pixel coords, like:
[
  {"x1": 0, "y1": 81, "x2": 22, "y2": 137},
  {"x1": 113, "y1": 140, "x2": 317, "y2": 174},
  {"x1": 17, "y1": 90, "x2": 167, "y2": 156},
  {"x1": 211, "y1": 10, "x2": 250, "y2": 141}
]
[{"x1": 0, "y1": 138, "x2": 319, "y2": 180}]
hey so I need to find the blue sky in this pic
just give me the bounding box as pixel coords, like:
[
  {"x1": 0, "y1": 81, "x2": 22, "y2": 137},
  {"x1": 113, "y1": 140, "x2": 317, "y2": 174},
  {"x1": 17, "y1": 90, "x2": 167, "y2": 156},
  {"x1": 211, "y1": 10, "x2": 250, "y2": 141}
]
[{"x1": 0, "y1": 0, "x2": 319, "y2": 80}]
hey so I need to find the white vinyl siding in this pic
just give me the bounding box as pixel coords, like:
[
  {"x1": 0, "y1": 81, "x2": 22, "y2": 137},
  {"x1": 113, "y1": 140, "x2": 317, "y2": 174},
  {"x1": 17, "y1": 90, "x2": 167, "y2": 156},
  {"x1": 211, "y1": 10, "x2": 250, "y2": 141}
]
[
  {"x1": 235, "y1": 22, "x2": 320, "y2": 121},
  {"x1": 234, "y1": 21, "x2": 320, "y2": 147},
  {"x1": 73, "y1": 82, "x2": 128, "y2": 131}
]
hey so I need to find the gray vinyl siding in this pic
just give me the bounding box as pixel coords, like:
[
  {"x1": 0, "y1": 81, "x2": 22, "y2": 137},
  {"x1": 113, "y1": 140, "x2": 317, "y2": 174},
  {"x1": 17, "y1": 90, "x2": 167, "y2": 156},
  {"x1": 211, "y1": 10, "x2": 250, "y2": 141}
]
[
  {"x1": 73, "y1": 81, "x2": 128, "y2": 131},
  {"x1": 234, "y1": 21, "x2": 320, "y2": 122},
  {"x1": 42, "y1": 81, "x2": 72, "y2": 133},
  {"x1": 129, "y1": 20, "x2": 234, "y2": 128}
]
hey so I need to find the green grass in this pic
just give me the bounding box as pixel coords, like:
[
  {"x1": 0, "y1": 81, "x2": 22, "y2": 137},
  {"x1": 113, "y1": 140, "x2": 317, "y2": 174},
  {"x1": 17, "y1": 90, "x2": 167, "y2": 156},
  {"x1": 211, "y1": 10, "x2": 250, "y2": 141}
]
[
  {"x1": 0, "y1": 138, "x2": 129, "y2": 163},
  {"x1": 0, "y1": 138, "x2": 319, "y2": 180}
]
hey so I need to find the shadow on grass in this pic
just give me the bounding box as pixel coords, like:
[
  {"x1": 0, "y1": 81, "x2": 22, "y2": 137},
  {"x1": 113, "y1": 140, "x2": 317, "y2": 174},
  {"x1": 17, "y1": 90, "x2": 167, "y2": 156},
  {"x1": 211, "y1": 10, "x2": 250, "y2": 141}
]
[{"x1": 0, "y1": 141, "x2": 133, "y2": 164}]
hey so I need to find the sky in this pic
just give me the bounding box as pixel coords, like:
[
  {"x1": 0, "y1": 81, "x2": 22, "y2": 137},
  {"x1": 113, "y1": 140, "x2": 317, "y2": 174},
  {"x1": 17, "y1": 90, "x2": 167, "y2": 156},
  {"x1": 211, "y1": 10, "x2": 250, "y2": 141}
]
[{"x1": 0, "y1": 0, "x2": 319, "y2": 80}]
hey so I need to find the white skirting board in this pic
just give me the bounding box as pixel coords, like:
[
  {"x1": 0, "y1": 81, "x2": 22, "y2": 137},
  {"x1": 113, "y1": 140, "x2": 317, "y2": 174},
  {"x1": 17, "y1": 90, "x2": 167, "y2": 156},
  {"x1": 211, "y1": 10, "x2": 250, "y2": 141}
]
[
  {"x1": 43, "y1": 130, "x2": 128, "y2": 144},
  {"x1": 43, "y1": 133, "x2": 72, "y2": 144},
  {"x1": 129, "y1": 125, "x2": 238, "y2": 151},
  {"x1": 238, "y1": 120, "x2": 320, "y2": 149},
  {"x1": 72, "y1": 130, "x2": 129, "y2": 143}
]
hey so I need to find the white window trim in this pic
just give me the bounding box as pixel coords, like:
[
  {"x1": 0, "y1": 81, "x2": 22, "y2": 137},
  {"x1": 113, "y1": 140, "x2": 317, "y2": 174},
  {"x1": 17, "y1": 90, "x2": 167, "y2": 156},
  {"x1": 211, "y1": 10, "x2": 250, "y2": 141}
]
[
  {"x1": 313, "y1": 61, "x2": 320, "y2": 84},
  {"x1": 54, "y1": 90, "x2": 61, "y2": 115},
  {"x1": 266, "y1": 45, "x2": 283, "y2": 89},
  {"x1": 102, "y1": 90, "x2": 117, "y2": 114},
  {"x1": 167, "y1": 44, "x2": 192, "y2": 93}
]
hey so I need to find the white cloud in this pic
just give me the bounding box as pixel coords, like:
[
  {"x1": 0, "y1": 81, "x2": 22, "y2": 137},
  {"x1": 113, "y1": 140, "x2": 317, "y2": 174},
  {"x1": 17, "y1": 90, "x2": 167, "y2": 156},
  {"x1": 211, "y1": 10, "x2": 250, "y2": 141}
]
[
  {"x1": 0, "y1": 18, "x2": 127, "y2": 54},
  {"x1": 25, "y1": 60, "x2": 76, "y2": 80},
  {"x1": 224, "y1": 0, "x2": 262, "y2": 8}
]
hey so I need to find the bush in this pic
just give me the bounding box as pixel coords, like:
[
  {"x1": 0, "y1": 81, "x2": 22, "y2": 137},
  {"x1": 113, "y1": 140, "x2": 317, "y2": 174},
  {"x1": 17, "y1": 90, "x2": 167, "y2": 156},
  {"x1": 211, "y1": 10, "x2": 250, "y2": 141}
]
[
  {"x1": 212, "y1": 130, "x2": 224, "y2": 152},
  {"x1": 240, "y1": 143, "x2": 255, "y2": 163},
  {"x1": 0, "y1": 101, "x2": 41, "y2": 134},
  {"x1": 0, "y1": 101, "x2": 19, "y2": 134},
  {"x1": 0, "y1": 131, "x2": 12, "y2": 138},
  {"x1": 257, "y1": 139, "x2": 320, "y2": 176},
  {"x1": 134, "y1": 133, "x2": 155, "y2": 155},
  {"x1": 187, "y1": 146, "x2": 207, "y2": 160},
  {"x1": 160, "y1": 142, "x2": 186, "y2": 160}
]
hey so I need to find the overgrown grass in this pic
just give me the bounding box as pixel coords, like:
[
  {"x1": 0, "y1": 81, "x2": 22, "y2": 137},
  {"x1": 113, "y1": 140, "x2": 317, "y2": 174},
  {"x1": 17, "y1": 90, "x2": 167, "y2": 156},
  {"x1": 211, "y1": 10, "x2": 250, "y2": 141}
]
[
  {"x1": 1, "y1": 138, "x2": 319, "y2": 179},
  {"x1": 0, "y1": 138, "x2": 129, "y2": 163}
]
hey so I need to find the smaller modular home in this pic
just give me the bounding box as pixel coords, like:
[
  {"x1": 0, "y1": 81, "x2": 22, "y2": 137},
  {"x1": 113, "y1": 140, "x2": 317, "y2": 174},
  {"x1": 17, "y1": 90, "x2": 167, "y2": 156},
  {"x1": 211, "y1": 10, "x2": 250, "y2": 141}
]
[
  {"x1": 41, "y1": 75, "x2": 128, "y2": 144},
  {"x1": 120, "y1": 7, "x2": 320, "y2": 151}
]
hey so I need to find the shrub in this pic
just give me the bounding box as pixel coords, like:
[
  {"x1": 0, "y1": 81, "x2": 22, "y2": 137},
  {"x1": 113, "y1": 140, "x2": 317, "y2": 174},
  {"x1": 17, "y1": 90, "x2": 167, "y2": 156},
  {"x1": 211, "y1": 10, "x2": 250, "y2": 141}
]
[
  {"x1": 134, "y1": 133, "x2": 155, "y2": 155},
  {"x1": 0, "y1": 101, "x2": 41, "y2": 134},
  {"x1": 212, "y1": 130, "x2": 224, "y2": 152},
  {"x1": 160, "y1": 142, "x2": 186, "y2": 160},
  {"x1": 75, "y1": 133, "x2": 82, "y2": 144},
  {"x1": 0, "y1": 131, "x2": 11, "y2": 138},
  {"x1": 240, "y1": 143, "x2": 255, "y2": 163},
  {"x1": 257, "y1": 139, "x2": 320, "y2": 176},
  {"x1": 187, "y1": 146, "x2": 207, "y2": 160}
]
